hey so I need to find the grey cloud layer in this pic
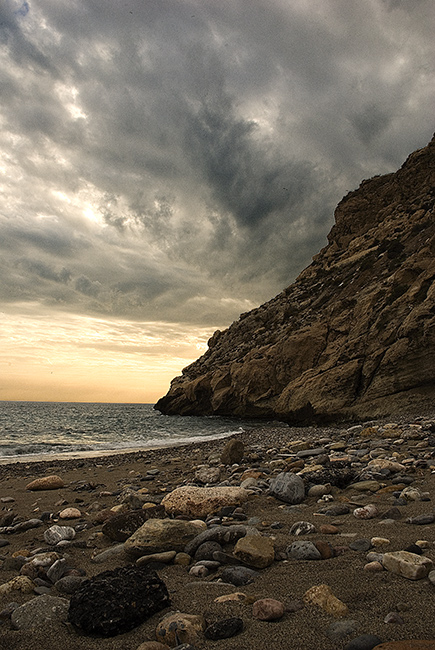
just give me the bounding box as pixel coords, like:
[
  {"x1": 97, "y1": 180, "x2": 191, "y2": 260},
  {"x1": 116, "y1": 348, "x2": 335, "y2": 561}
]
[{"x1": 1, "y1": 0, "x2": 434, "y2": 326}]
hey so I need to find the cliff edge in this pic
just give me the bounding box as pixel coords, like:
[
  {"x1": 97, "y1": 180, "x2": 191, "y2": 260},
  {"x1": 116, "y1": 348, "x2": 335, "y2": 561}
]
[{"x1": 155, "y1": 135, "x2": 435, "y2": 423}]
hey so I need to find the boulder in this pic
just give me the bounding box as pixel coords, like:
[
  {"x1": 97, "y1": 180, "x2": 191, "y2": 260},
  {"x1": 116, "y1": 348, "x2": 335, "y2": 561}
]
[
  {"x1": 161, "y1": 486, "x2": 250, "y2": 518},
  {"x1": 220, "y1": 439, "x2": 244, "y2": 465},
  {"x1": 102, "y1": 505, "x2": 164, "y2": 542},
  {"x1": 268, "y1": 472, "x2": 305, "y2": 504},
  {"x1": 68, "y1": 566, "x2": 170, "y2": 636},
  {"x1": 124, "y1": 518, "x2": 206, "y2": 557}
]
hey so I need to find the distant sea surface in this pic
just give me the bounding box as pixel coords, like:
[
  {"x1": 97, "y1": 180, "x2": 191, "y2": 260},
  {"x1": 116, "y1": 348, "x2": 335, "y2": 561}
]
[{"x1": 0, "y1": 401, "x2": 280, "y2": 461}]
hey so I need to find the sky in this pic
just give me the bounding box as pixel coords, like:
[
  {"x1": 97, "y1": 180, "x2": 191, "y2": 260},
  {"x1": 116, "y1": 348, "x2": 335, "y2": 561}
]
[{"x1": 0, "y1": 0, "x2": 434, "y2": 404}]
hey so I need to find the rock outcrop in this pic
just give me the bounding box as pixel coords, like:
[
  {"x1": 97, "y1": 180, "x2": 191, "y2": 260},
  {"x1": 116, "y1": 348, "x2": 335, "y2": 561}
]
[{"x1": 155, "y1": 136, "x2": 435, "y2": 423}]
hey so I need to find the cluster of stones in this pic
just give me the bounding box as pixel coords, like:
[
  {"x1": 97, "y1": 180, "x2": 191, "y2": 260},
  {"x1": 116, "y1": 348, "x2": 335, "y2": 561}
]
[{"x1": 0, "y1": 420, "x2": 434, "y2": 649}]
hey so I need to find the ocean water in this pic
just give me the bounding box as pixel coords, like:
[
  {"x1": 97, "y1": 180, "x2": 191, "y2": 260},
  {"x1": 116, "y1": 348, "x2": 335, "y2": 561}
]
[{"x1": 0, "y1": 401, "x2": 278, "y2": 461}]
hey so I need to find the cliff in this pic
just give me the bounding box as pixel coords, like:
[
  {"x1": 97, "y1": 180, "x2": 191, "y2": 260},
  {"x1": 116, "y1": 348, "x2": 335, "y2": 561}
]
[{"x1": 155, "y1": 135, "x2": 435, "y2": 423}]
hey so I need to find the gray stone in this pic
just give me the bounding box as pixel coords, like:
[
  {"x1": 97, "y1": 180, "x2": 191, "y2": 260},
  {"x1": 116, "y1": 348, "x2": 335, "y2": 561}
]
[
  {"x1": 287, "y1": 540, "x2": 322, "y2": 560},
  {"x1": 55, "y1": 576, "x2": 87, "y2": 594},
  {"x1": 349, "y1": 539, "x2": 372, "y2": 552},
  {"x1": 269, "y1": 472, "x2": 305, "y2": 504},
  {"x1": 43, "y1": 525, "x2": 75, "y2": 546},
  {"x1": 220, "y1": 566, "x2": 259, "y2": 586},
  {"x1": 343, "y1": 634, "x2": 383, "y2": 650},
  {"x1": 290, "y1": 521, "x2": 316, "y2": 535},
  {"x1": 11, "y1": 594, "x2": 69, "y2": 630},
  {"x1": 326, "y1": 619, "x2": 359, "y2": 641}
]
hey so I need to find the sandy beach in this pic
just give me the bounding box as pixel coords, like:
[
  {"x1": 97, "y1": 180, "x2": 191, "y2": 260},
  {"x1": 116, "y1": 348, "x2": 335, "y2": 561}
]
[{"x1": 0, "y1": 420, "x2": 435, "y2": 650}]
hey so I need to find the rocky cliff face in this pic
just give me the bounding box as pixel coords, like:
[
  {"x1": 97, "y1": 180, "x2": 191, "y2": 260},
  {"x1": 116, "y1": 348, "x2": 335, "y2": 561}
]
[{"x1": 155, "y1": 135, "x2": 435, "y2": 423}]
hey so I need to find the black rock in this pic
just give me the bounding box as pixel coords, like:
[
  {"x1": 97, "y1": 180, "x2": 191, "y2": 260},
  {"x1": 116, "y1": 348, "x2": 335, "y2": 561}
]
[
  {"x1": 204, "y1": 617, "x2": 244, "y2": 640},
  {"x1": 404, "y1": 543, "x2": 423, "y2": 555},
  {"x1": 68, "y1": 566, "x2": 170, "y2": 636},
  {"x1": 406, "y1": 514, "x2": 435, "y2": 525},
  {"x1": 344, "y1": 634, "x2": 383, "y2": 650},
  {"x1": 304, "y1": 467, "x2": 355, "y2": 489},
  {"x1": 349, "y1": 539, "x2": 372, "y2": 552}
]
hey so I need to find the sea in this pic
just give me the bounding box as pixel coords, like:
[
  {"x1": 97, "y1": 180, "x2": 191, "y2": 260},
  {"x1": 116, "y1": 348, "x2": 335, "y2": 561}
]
[{"x1": 0, "y1": 401, "x2": 280, "y2": 462}]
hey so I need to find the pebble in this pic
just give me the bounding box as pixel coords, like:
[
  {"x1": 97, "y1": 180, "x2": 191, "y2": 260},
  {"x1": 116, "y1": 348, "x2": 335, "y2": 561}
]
[
  {"x1": 26, "y1": 475, "x2": 65, "y2": 491},
  {"x1": 384, "y1": 611, "x2": 405, "y2": 624},
  {"x1": 156, "y1": 612, "x2": 205, "y2": 646},
  {"x1": 204, "y1": 617, "x2": 243, "y2": 640},
  {"x1": 353, "y1": 504, "x2": 380, "y2": 519},
  {"x1": 349, "y1": 539, "x2": 372, "y2": 552},
  {"x1": 287, "y1": 540, "x2": 322, "y2": 560},
  {"x1": 303, "y1": 583, "x2": 348, "y2": 617},
  {"x1": 252, "y1": 598, "x2": 285, "y2": 620},
  {"x1": 220, "y1": 566, "x2": 259, "y2": 586},
  {"x1": 290, "y1": 521, "x2": 316, "y2": 535},
  {"x1": 44, "y1": 525, "x2": 76, "y2": 546},
  {"x1": 343, "y1": 634, "x2": 383, "y2": 650}
]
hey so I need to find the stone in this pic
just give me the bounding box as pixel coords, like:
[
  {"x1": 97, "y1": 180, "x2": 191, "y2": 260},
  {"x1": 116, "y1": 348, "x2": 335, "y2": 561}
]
[
  {"x1": 194, "y1": 466, "x2": 221, "y2": 484},
  {"x1": 382, "y1": 551, "x2": 433, "y2": 580},
  {"x1": 318, "y1": 504, "x2": 350, "y2": 516},
  {"x1": 136, "y1": 643, "x2": 170, "y2": 650},
  {"x1": 102, "y1": 506, "x2": 164, "y2": 542},
  {"x1": 233, "y1": 534, "x2": 275, "y2": 568},
  {"x1": 367, "y1": 459, "x2": 405, "y2": 472},
  {"x1": 326, "y1": 619, "x2": 359, "y2": 641},
  {"x1": 314, "y1": 540, "x2": 334, "y2": 559},
  {"x1": 156, "y1": 612, "x2": 205, "y2": 646},
  {"x1": 214, "y1": 592, "x2": 247, "y2": 603},
  {"x1": 366, "y1": 639, "x2": 435, "y2": 650},
  {"x1": 252, "y1": 598, "x2": 285, "y2": 620},
  {"x1": 400, "y1": 487, "x2": 422, "y2": 501},
  {"x1": 349, "y1": 539, "x2": 372, "y2": 552},
  {"x1": 59, "y1": 507, "x2": 81, "y2": 519},
  {"x1": 204, "y1": 617, "x2": 243, "y2": 640},
  {"x1": 137, "y1": 551, "x2": 177, "y2": 566},
  {"x1": 290, "y1": 521, "x2": 316, "y2": 535},
  {"x1": 161, "y1": 486, "x2": 250, "y2": 518},
  {"x1": 0, "y1": 575, "x2": 35, "y2": 595},
  {"x1": 384, "y1": 611, "x2": 405, "y2": 624},
  {"x1": 184, "y1": 524, "x2": 257, "y2": 557},
  {"x1": 343, "y1": 634, "x2": 383, "y2": 650},
  {"x1": 154, "y1": 136, "x2": 435, "y2": 424},
  {"x1": 68, "y1": 566, "x2": 170, "y2": 636},
  {"x1": 91, "y1": 544, "x2": 127, "y2": 564},
  {"x1": 319, "y1": 524, "x2": 339, "y2": 534},
  {"x1": 124, "y1": 519, "x2": 206, "y2": 557},
  {"x1": 55, "y1": 575, "x2": 87, "y2": 594},
  {"x1": 308, "y1": 484, "x2": 331, "y2": 497},
  {"x1": 44, "y1": 525, "x2": 76, "y2": 545},
  {"x1": 371, "y1": 537, "x2": 390, "y2": 547},
  {"x1": 287, "y1": 541, "x2": 322, "y2": 560},
  {"x1": 428, "y1": 570, "x2": 435, "y2": 585},
  {"x1": 349, "y1": 480, "x2": 381, "y2": 492},
  {"x1": 303, "y1": 584, "x2": 348, "y2": 617},
  {"x1": 11, "y1": 595, "x2": 69, "y2": 630},
  {"x1": 26, "y1": 475, "x2": 64, "y2": 490},
  {"x1": 220, "y1": 566, "x2": 259, "y2": 586},
  {"x1": 364, "y1": 561, "x2": 384, "y2": 572},
  {"x1": 353, "y1": 504, "x2": 379, "y2": 519},
  {"x1": 406, "y1": 514, "x2": 435, "y2": 525},
  {"x1": 268, "y1": 472, "x2": 305, "y2": 504},
  {"x1": 194, "y1": 541, "x2": 222, "y2": 561},
  {"x1": 220, "y1": 438, "x2": 244, "y2": 465}
]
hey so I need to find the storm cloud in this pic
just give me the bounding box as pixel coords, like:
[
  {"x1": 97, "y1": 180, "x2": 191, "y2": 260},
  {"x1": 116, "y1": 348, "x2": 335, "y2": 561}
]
[{"x1": 0, "y1": 0, "x2": 434, "y2": 396}]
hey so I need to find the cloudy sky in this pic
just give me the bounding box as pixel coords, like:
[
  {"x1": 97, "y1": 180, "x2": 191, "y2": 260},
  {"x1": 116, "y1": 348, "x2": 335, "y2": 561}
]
[{"x1": 1, "y1": 0, "x2": 434, "y2": 403}]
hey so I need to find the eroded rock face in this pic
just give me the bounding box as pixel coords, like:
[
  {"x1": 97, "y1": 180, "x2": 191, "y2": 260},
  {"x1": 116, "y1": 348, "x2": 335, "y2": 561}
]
[{"x1": 155, "y1": 136, "x2": 435, "y2": 423}]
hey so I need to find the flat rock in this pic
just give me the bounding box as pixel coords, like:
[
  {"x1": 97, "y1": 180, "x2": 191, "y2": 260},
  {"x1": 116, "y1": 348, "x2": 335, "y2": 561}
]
[
  {"x1": 11, "y1": 594, "x2": 69, "y2": 630},
  {"x1": 287, "y1": 540, "x2": 322, "y2": 560},
  {"x1": 220, "y1": 566, "x2": 259, "y2": 586},
  {"x1": 102, "y1": 506, "x2": 164, "y2": 542},
  {"x1": 343, "y1": 634, "x2": 383, "y2": 650},
  {"x1": 26, "y1": 475, "x2": 65, "y2": 490},
  {"x1": 382, "y1": 551, "x2": 433, "y2": 580},
  {"x1": 125, "y1": 519, "x2": 206, "y2": 557},
  {"x1": 162, "y1": 486, "x2": 250, "y2": 518},
  {"x1": 204, "y1": 617, "x2": 243, "y2": 640}
]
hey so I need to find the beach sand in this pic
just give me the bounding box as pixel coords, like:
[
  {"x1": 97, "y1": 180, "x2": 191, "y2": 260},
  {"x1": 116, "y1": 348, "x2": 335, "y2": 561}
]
[{"x1": 0, "y1": 423, "x2": 435, "y2": 650}]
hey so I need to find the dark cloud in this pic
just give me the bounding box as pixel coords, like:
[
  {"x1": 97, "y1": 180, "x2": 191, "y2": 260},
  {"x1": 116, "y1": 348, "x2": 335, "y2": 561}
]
[{"x1": 0, "y1": 0, "x2": 434, "y2": 330}]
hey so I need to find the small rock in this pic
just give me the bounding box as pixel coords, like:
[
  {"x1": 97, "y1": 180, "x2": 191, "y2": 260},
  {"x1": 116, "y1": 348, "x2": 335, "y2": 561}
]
[
  {"x1": 326, "y1": 619, "x2": 359, "y2": 640},
  {"x1": 59, "y1": 507, "x2": 81, "y2": 519},
  {"x1": 303, "y1": 584, "x2": 348, "y2": 617},
  {"x1": 353, "y1": 504, "x2": 379, "y2": 520},
  {"x1": 124, "y1": 519, "x2": 206, "y2": 557},
  {"x1": 314, "y1": 540, "x2": 334, "y2": 559},
  {"x1": 364, "y1": 561, "x2": 384, "y2": 572},
  {"x1": 26, "y1": 475, "x2": 64, "y2": 491},
  {"x1": 252, "y1": 598, "x2": 285, "y2": 620},
  {"x1": 162, "y1": 486, "x2": 250, "y2": 518},
  {"x1": 55, "y1": 575, "x2": 87, "y2": 594},
  {"x1": 214, "y1": 592, "x2": 247, "y2": 603},
  {"x1": 319, "y1": 524, "x2": 339, "y2": 534},
  {"x1": 220, "y1": 566, "x2": 259, "y2": 586},
  {"x1": 406, "y1": 514, "x2": 435, "y2": 525},
  {"x1": 290, "y1": 521, "x2": 316, "y2": 535},
  {"x1": 44, "y1": 525, "x2": 76, "y2": 546},
  {"x1": 0, "y1": 576, "x2": 35, "y2": 595},
  {"x1": 194, "y1": 466, "x2": 221, "y2": 484},
  {"x1": 204, "y1": 617, "x2": 243, "y2": 640},
  {"x1": 371, "y1": 537, "x2": 390, "y2": 547},
  {"x1": 136, "y1": 551, "x2": 177, "y2": 567},
  {"x1": 343, "y1": 634, "x2": 383, "y2": 650},
  {"x1": 156, "y1": 612, "x2": 205, "y2": 646},
  {"x1": 384, "y1": 611, "x2": 405, "y2": 624},
  {"x1": 287, "y1": 541, "x2": 322, "y2": 560},
  {"x1": 349, "y1": 539, "x2": 372, "y2": 552}
]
